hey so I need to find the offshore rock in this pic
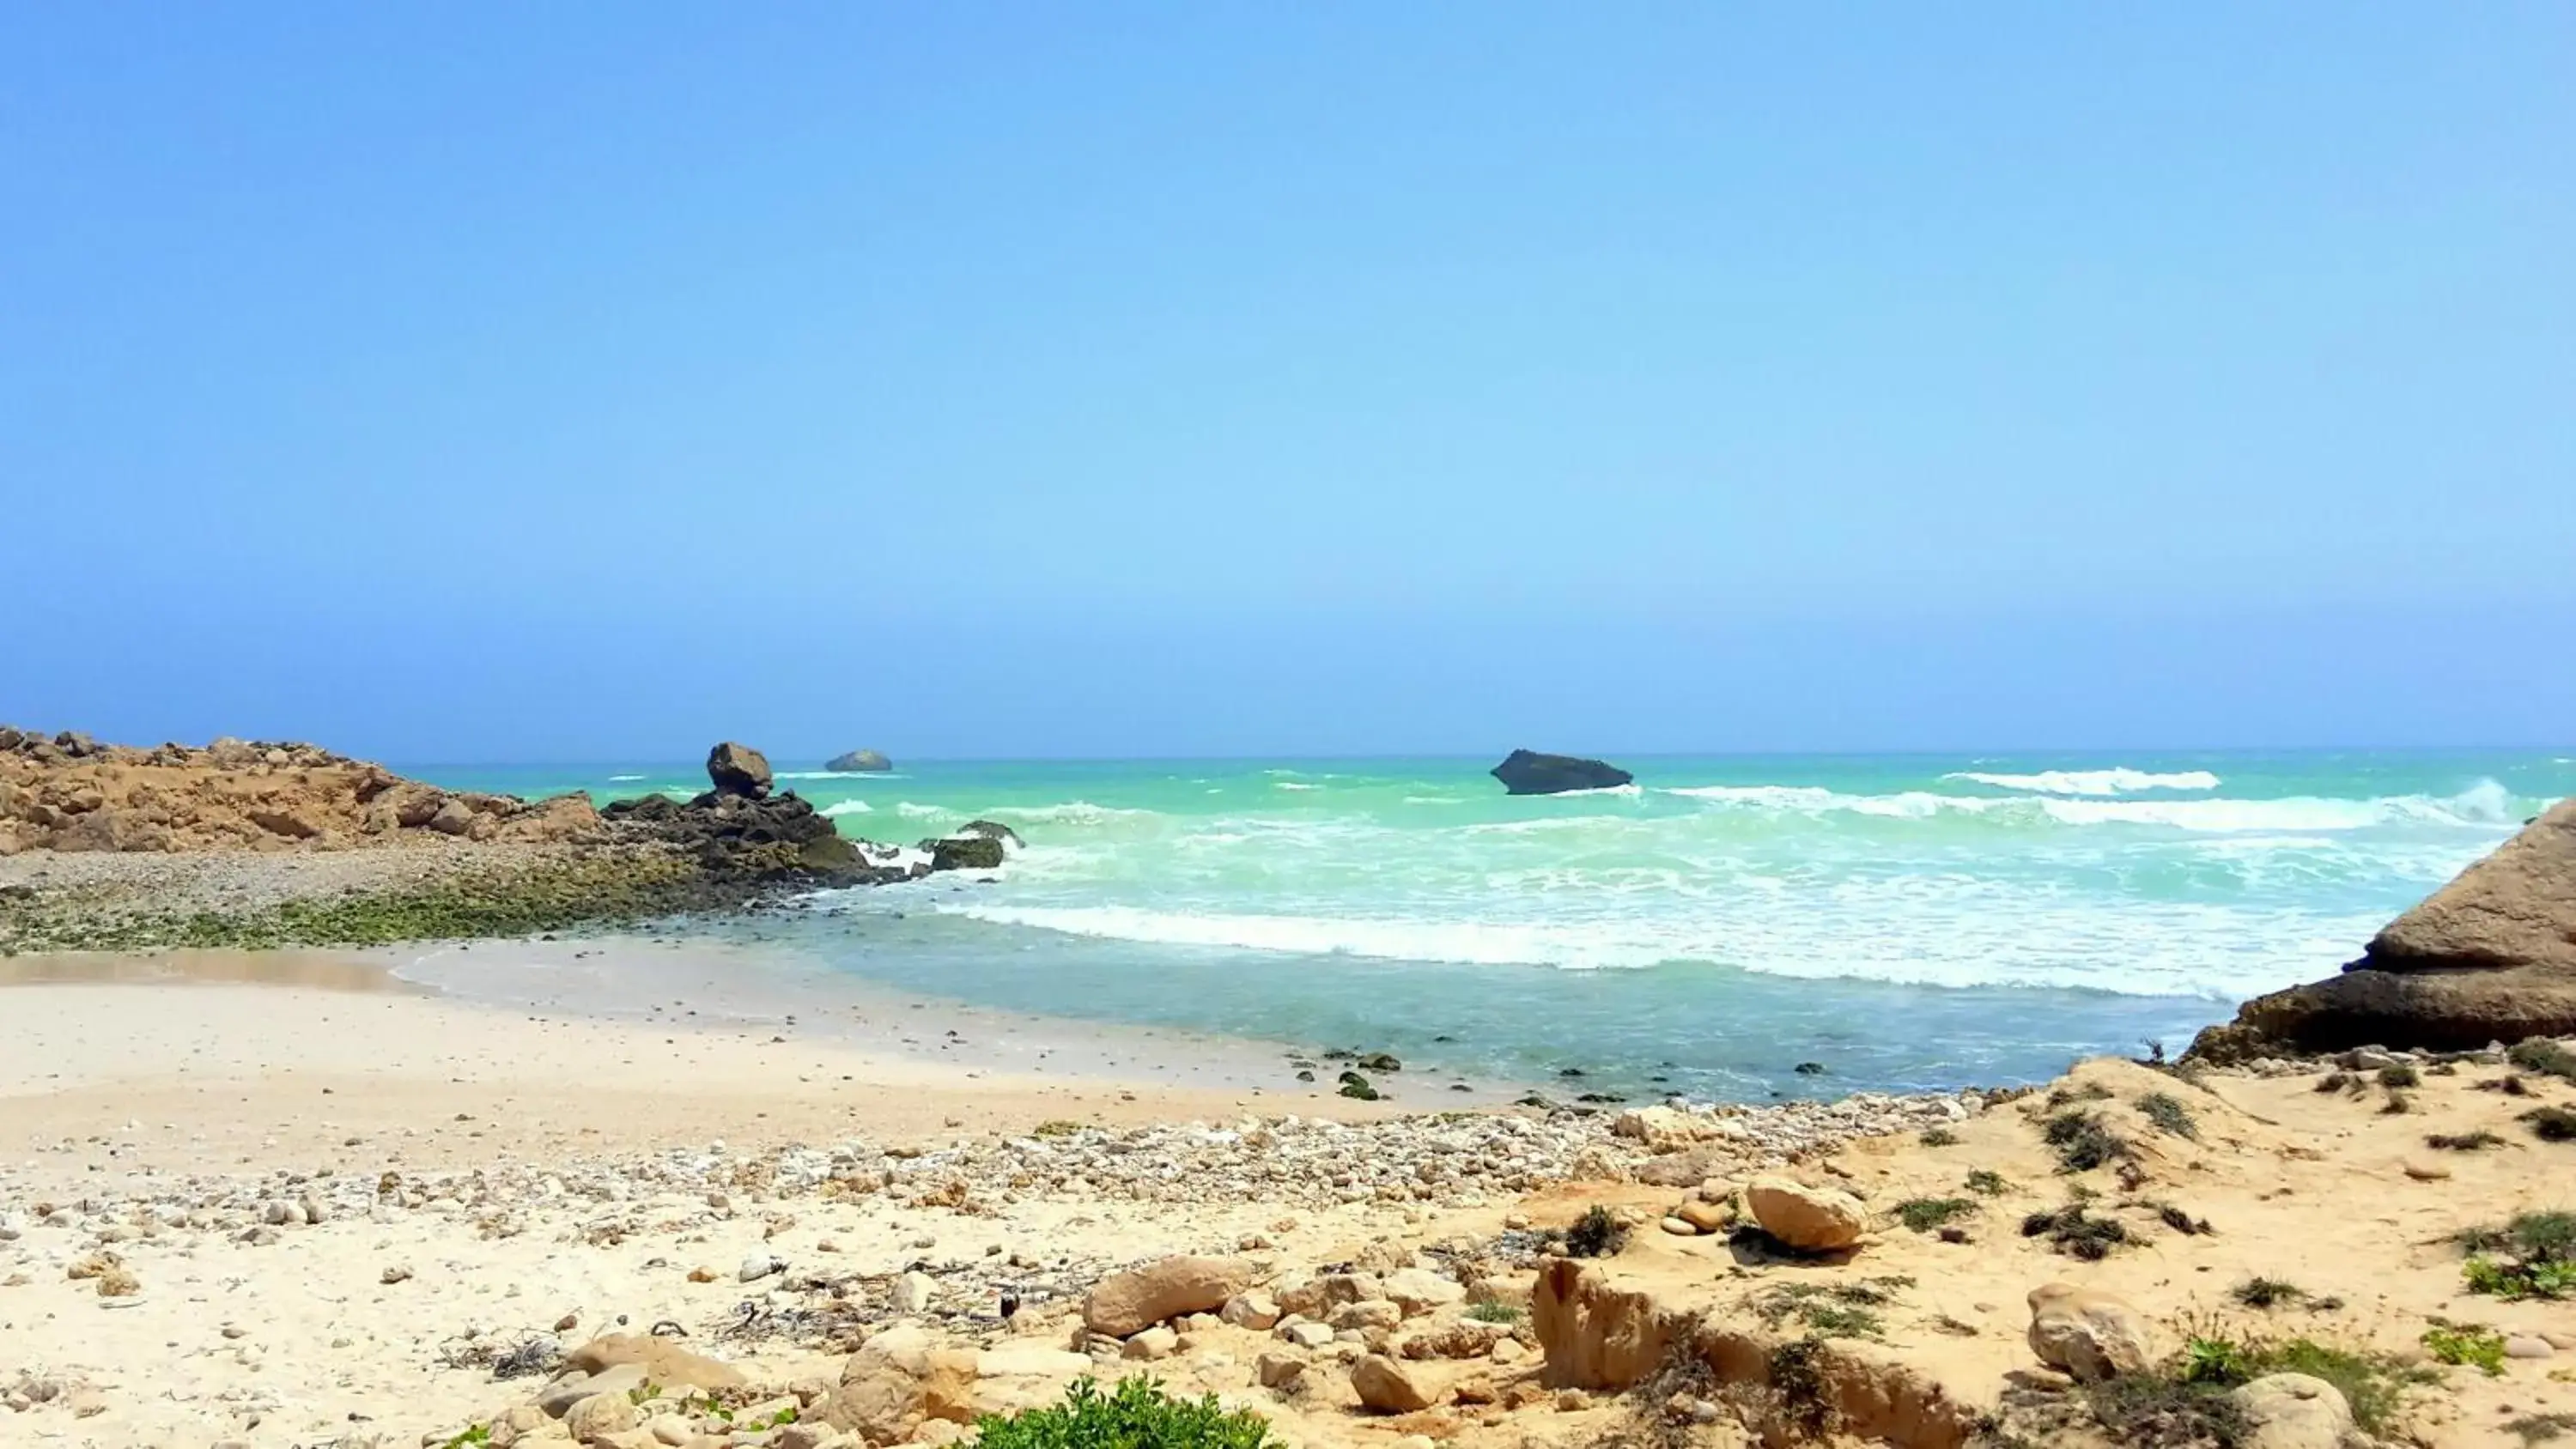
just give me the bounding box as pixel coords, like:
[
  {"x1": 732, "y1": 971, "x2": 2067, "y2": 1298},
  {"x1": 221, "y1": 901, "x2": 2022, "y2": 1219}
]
[
  {"x1": 1490, "y1": 749, "x2": 1633, "y2": 797},
  {"x1": 2190, "y1": 799, "x2": 2576, "y2": 1057},
  {"x1": 825, "y1": 749, "x2": 892, "y2": 773}
]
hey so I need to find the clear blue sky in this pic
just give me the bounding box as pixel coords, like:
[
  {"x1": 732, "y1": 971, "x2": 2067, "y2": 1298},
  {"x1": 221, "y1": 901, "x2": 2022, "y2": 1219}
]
[{"x1": 5, "y1": 5, "x2": 2569, "y2": 761}]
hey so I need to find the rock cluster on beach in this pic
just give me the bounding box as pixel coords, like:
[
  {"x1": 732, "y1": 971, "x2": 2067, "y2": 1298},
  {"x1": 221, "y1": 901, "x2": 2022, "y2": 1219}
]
[
  {"x1": 2191, "y1": 797, "x2": 2576, "y2": 1058},
  {"x1": 0, "y1": 730, "x2": 1012, "y2": 952}
]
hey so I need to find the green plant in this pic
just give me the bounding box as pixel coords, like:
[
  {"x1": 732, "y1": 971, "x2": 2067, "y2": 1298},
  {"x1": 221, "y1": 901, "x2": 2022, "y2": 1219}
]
[
  {"x1": 2095, "y1": 1328, "x2": 2426, "y2": 1440},
  {"x1": 2178, "y1": 1333, "x2": 2255, "y2": 1385},
  {"x1": 969, "y1": 1377, "x2": 1273, "y2": 1449},
  {"x1": 2420, "y1": 1321, "x2": 2506, "y2": 1375},
  {"x1": 1032, "y1": 1119, "x2": 1084, "y2": 1138},
  {"x1": 2230, "y1": 1277, "x2": 2306, "y2": 1309},
  {"x1": 1565, "y1": 1204, "x2": 1629, "y2": 1258},
  {"x1": 440, "y1": 1427, "x2": 491, "y2": 1449},
  {"x1": 2042, "y1": 1111, "x2": 2133, "y2": 1173},
  {"x1": 1964, "y1": 1168, "x2": 2008, "y2": 1197},
  {"x1": 1465, "y1": 1300, "x2": 1523, "y2": 1324},
  {"x1": 2020, "y1": 1203, "x2": 2129, "y2": 1260},
  {"x1": 1919, "y1": 1126, "x2": 1960, "y2": 1147},
  {"x1": 2134, "y1": 1091, "x2": 2199, "y2": 1141},
  {"x1": 2507, "y1": 1038, "x2": 2576, "y2": 1083},
  {"x1": 2426, "y1": 1130, "x2": 2505, "y2": 1151},
  {"x1": 2524, "y1": 1105, "x2": 2576, "y2": 1141},
  {"x1": 1893, "y1": 1197, "x2": 1976, "y2": 1233},
  {"x1": 2378, "y1": 1063, "x2": 2422, "y2": 1088},
  {"x1": 2458, "y1": 1210, "x2": 2576, "y2": 1300}
]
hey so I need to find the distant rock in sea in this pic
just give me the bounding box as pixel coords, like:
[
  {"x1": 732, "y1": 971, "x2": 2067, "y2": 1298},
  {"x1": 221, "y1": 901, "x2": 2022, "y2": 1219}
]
[
  {"x1": 826, "y1": 749, "x2": 893, "y2": 773},
  {"x1": 2190, "y1": 798, "x2": 2576, "y2": 1058},
  {"x1": 1490, "y1": 749, "x2": 1634, "y2": 797}
]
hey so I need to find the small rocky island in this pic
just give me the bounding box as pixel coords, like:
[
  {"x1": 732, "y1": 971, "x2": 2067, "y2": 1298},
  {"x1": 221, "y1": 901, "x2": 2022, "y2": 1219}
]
[
  {"x1": 825, "y1": 749, "x2": 893, "y2": 773},
  {"x1": 0, "y1": 729, "x2": 1004, "y2": 953},
  {"x1": 1490, "y1": 749, "x2": 1634, "y2": 796}
]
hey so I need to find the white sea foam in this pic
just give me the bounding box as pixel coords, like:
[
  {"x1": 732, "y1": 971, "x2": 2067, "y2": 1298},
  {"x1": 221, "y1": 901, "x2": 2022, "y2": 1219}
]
[
  {"x1": 979, "y1": 801, "x2": 1155, "y2": 824},
  {"x1": 1663, "y1": 780, "x2": 2518, "y2": 832},
  {"x1": 1400, "y1": 795, "x2": 1465, "y2": 805},
  {"x1": 1274, "y1": 781, "x2": 1322, "y2": 791},
  {"x1": 1945, "y1": 767, "x2": 2221, "y2": 796},
  {"x1": 896, "y1": 802, "x2": 948, "y2": 819},
  {"x1": 607, "y1": 773, "x2": 645, "y2": 782},
  {"x1": 820, "y1": 800, "x2": 873, "y2": 817}
]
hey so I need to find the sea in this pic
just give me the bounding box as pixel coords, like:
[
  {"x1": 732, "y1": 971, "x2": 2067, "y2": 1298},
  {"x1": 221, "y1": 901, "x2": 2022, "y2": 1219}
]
[{"x1": 411, "y1": 751, "x2": 2572, "y2": 1102}]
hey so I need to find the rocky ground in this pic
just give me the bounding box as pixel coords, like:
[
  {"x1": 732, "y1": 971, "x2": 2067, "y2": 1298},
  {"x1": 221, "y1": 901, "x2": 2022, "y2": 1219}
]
[
  {"x1": 8, "y1": 1033, "x2": 2574, "y2": 1448},
  {"x1": 0, "y1": 731, "x2": 1001, "y2": 955}
]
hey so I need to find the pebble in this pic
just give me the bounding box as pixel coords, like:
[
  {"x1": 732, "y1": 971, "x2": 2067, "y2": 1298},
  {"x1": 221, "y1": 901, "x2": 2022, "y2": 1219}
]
[{"x1": 2506, "y1": 1336, "x2": 2555, "y2": 1360}]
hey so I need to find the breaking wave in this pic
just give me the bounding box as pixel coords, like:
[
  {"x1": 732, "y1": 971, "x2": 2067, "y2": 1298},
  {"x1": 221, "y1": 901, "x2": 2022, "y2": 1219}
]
[{"x1": 1946, "y1": 767, "x2": 2221, "y2": 796}]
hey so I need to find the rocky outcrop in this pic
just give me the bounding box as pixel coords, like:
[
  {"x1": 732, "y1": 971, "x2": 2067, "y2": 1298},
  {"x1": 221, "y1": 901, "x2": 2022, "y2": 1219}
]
[
  {"x1": 925, "y1": 835, "x2": 1005, "y2": 872},
  {"x1": 2190, "y1": 799, "x2": 2576, "y2": 1058},
  {"x1": 825, "y1": 749, "x2": 892, "y2": 773},
  {"x1": 1490, "y1": 749, "x2": 1633, "y2": 796},
  {"x1": 0, "y1": 727, "x2": 602, "y2": 855},
  {"x1": 705, "y1": 742, "x2": 773, "y2": 798}
]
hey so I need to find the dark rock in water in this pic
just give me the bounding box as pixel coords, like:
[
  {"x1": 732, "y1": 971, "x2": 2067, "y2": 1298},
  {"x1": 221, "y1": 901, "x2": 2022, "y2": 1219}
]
[
  {"x1": 1794, "y1": 1061, "x2": 1826, "y2": 1076},
  {"x1": 926, "y1": 835, "x2": 1006, "y2": 872},
  {"x1": 1337, "y1": 1070, "x2": 1381, "y2": 1101},
  {"x1": 826, "y1": 749, "x2": 892, "y2": 773},
  {"x1": 2190, "y1": 799, "x2": 2576, "y2": 1059},
  {"x1": 1490, "y1": 749, "x2": 1632, "y2": 796},
  {"x1": 960, "y1": 819, "x2": 1024, "y2": 849},
  {"x1": 1355, "y1": 1052, "x2": 1402, "y2": 1073},
  {"x1": 706, "y1": 742, "x2": 773, "y2": 798}
]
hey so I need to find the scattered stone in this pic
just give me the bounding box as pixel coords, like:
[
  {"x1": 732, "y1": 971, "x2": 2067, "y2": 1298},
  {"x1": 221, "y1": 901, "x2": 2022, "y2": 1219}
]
[
  {"x1": 1220, "y1": 1291, "x2": 1281, "y2": 1331},
  {"x1": 1382, "y1": 1267, "x2": 1465, "y2": 1316},
  {"x1": 1081, "y1": 1256, "x2": 1254, "y2": 1337},
  {"x1": 1256, "y1": 1352, "x2": 1306, "y2": 1390},
  {"x1": 380, "y1": 1264, "x2": 413, "y2": 1285},
  {"x1": 2506, "y1": 1335, "x2": 2556, "y2": 1360},
  {"x1": 739, "y1": 1252, "x2": 784, "y2": 1283},
  {"x1": 1122, "y1": 1325, "x2": 1179, "y2": 1361}
]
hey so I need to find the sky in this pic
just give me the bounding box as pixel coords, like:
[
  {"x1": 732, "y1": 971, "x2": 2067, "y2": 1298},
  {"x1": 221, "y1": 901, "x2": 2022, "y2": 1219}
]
[{"x1": 3, "y1": 4, "x2": 2570, "y2": 761}]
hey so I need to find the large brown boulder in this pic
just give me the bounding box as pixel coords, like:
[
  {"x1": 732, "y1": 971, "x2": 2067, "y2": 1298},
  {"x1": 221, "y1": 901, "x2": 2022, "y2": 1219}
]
[
  {"x1": 1081, "y1": 1256, "x2": 1255, "y2": 1338},
  {"x1": 2190, "y1": 800, "x2": 2576, "y2": 1058},
  {"x1": 706, "y1": 742, "x2": 773, "y2": 799}
]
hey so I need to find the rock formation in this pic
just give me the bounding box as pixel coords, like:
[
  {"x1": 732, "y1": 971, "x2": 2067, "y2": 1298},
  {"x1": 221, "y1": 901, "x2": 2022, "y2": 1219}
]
[
  {"x1": 2190, "y1": 799, "x2": 2576, "y2": 1058},
  {"x1": 825, "y1": 749, "x2": 893, "y2": 773},
  {"x1": 1490, "y1": 749, "x2": 1633, "y2": 796},
  {"x1": 704, "y1": 742, "x2": 774, "y2": 799}
]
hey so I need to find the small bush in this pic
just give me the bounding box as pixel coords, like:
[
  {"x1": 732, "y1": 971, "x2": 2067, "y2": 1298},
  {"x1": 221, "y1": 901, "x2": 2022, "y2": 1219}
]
[
  {"x1": 2134, "y1": 1091, "x2": 2200, "y2": 1140},
  {"x1": 2377, "y1": 1063, "x2": 2421, "y2": 1088},
  {"x1": 2231, "y1": 1277, "x2": 2306, "y2": 1309},
  {"x1": 2043, "y1": 1111, "x2": 2133, "y2": 1173},
  {"x1": 2021, "y1": 1203, "x2": 2129, "y2": 1260},
  {"x1": 2523, "y1": 1105, "x2": 2576, "y2": 1142},
  {"x1": 1964, "y1": 1168, "x2": 2008, "y2": 1197},
  {"x1": 1032, "y1": 1119, "x2": 1084, "y2": 1138},
  {"x1": 2506, "y1": 1411, "x2": 2576, "y2": 1445},
  {"x1": 970, "y1": 1377, "x2": 1273, "y2": 1448},
  {"x1": 2045, "y1": 1082, "x2": 2115, "y2": 1109},
  {"x1": 2381, "y1": 1089, "x2": 2414, "y2": 1115},
  {"x1": 2315, "y1": 1070, "x2": 2355, "y2": 1094},
  {"x1": 2089, "y1": 1328, "x2": 2426, "y2": 1440},
  {"x1": 2154, "y1": 1203, "x2": 2214, "y2": 1236},
  {"x1": 2421, "y1": 1321, "x2": 2506, "y2": 1375},
  {"x1": 2426, "y1": 1130, "x2": 2505, "y2": 1151},
  {"x1": 1893, "y1": 1197, "x2": 1977, "y2": 1233},
  {"x1": 1465, "y1": 1300, "x2": 1523, "y2": 1324},
  {"x1": 1919, "y1": 1126, "x2": 1960, "y2": 1148},
  {"x1": 1754, "y1": 1279, "x2": 1910, "y2": 1340},
  {"x1": 1565, "y1": 1204, "x2": 1629, "y2": 1258},
  {"x1": 2507, "y1": 1038, "x2": 2576, "y2": 1083},
  {"x1": 2458, "y1": 1210, "x2": 2576, "y2": 1300}
]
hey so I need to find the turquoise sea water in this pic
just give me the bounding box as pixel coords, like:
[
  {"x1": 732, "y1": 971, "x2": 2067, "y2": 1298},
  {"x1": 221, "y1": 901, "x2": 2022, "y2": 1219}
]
[{"x1": 416, "y1": 751, "x2": 2573, "y2": 1100}]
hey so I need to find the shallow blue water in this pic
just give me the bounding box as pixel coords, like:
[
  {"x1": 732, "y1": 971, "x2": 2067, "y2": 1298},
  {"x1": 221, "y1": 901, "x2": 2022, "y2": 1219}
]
[{"x1": 416, "y1": 749, "x2": 2571, "y2": 1099}]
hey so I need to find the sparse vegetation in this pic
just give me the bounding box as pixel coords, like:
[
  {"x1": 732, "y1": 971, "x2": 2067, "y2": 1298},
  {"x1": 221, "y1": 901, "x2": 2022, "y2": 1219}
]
[
  {"x1": 2315, "y1": 1070, "x2": 2355, "y2": 1093},
  {"x1": 2230, "y1": 1277, "x2": 2306, "y2": 1309},
  {"x1": 1565, "y1": 1203, "x2": 1630, "y2": 1258},
  {"x1": 1465, "y1": 1300, "x2": 1523, "y2": 1325},
  {"x1": 2420, "y1": 1321, "x2": 2507, "y2": 1375},
  {"x1": 2507, "y1": 1038, "x2": 2576, "y2": 1083},
  {"x1": 1753, "y1": 1277, "x2": 1912, "y2": 1340},
  {"x1": 2042, "y1": 1111, "x2": 2133, "y2": 1173},
  {"x1": 1919, "y1": 1126, "x2": 1960, "y2": 1147},
  {"x1": 1964, "y1": 1168, "x2": 2008, "y2": 1197},
  {"x1": 2154, "y1": 1203, "x2": 2214, "y2": 1236},
  {"x1": 2458, "y1": 1210, "x2": 2576, "y2": 1300},
  {"x1": 2134, "y1": 1091, "x2": 2199, "y2": 1140},
  {"x1": 2084, "y1": 1326, "x2": 2427, "y2": 1443},
  {"x1": 1032, "y1": 1119, "x2": 1084, "y2": 1138},
  {"x1": 2377, "y1": 1063, "x2": 2421, "y2": 1088},
  {"x1": 2426, "y1": 1129, "x2": 2505, "y2": 1151},
  {"x1": 2506, "y1": 1411, "x2": 2576, "y2": 1445},
  {"x1": 2020, "y1": 1203, "x2": 2129, "y2": 1259},
  {"x1": 970, "y1": 1376, "x2": 1273, "y2": 1449},
  {"x1": 1765, "y1": 1337, "x2": 1836, "y2": 1440},
  {"x1": 2523, "y1": 1105, "x2": 2576, "y2": 1142},
  {"x1": 2481, "y1": 1072, "x2": 2535, "y2": 1096},
  {"x1": 1893, "y1": 1197, "x2": 1977, "y2": 1233},
  {"x1": 2044, "y1": 1082, "x2": 2115, "y2": 1109},
  {"x1": 2380, "y1": 1088, "x2": 2414, "y2": 1115}
]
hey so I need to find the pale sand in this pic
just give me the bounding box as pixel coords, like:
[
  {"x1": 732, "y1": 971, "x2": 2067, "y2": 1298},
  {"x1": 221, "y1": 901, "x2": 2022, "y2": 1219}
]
[{"x1": 0, "y1": 965, "x2": 1431, "y2": 1447}]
